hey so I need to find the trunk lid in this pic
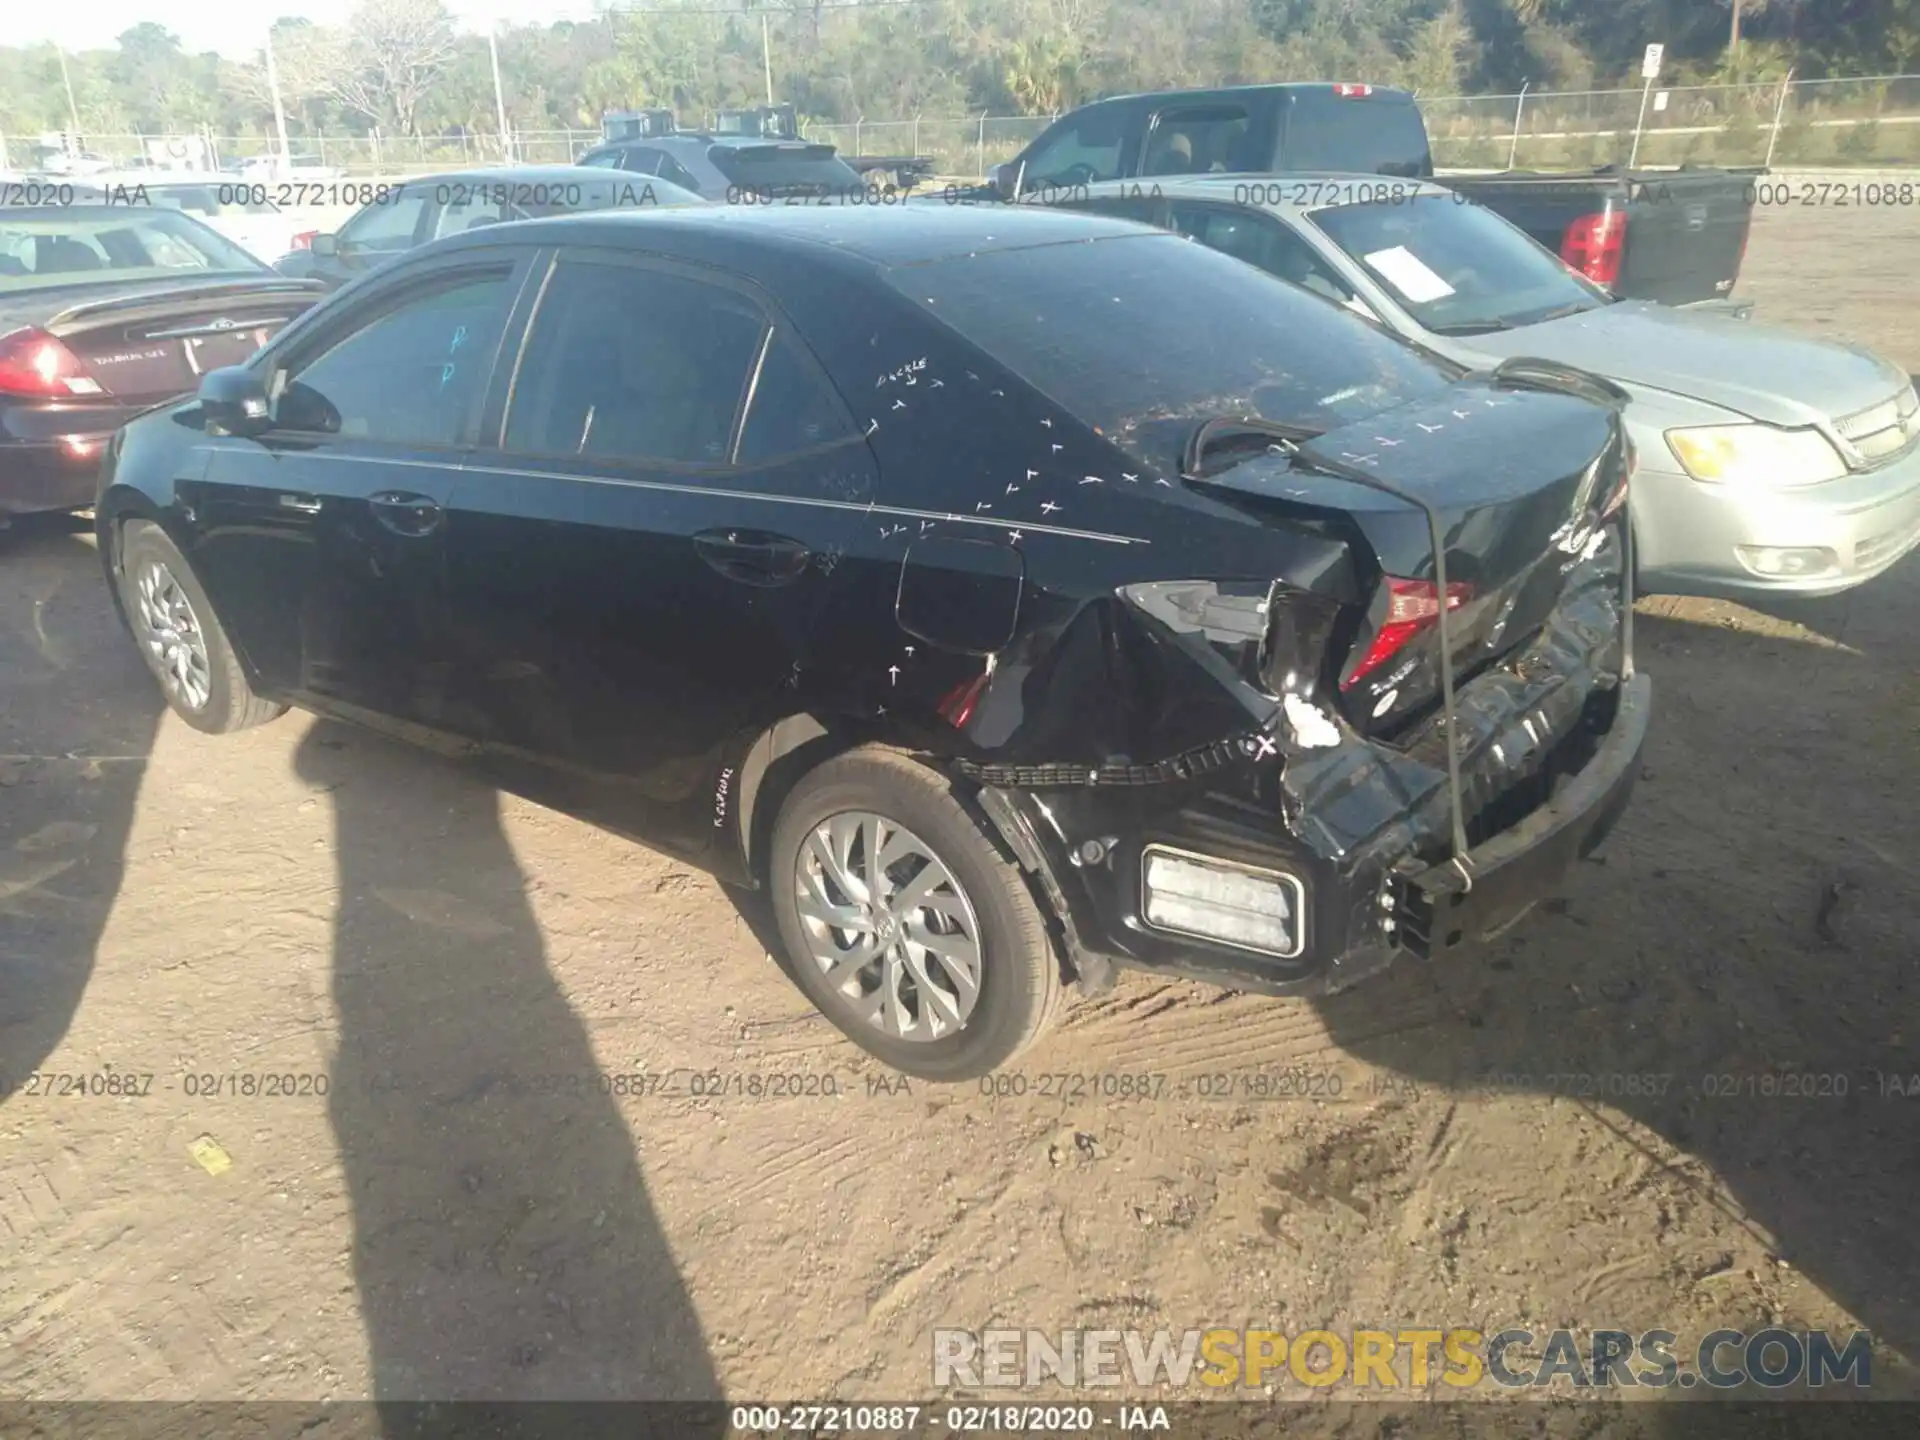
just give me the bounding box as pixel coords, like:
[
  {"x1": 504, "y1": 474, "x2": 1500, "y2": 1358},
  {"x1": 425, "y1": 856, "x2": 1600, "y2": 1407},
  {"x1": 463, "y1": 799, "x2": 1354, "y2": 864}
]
[
  {"x1": 1187, "y1": 376, "x2": 1627, "y2": 737},
  {"x1": 23, "y1": 278, "x2": 321, "y2": 403}
]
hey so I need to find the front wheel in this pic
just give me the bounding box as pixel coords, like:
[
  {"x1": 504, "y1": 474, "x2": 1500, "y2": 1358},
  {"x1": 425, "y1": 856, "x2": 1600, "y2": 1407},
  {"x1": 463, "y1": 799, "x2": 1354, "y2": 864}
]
[
  {"x1": 117, "y1": 520, "x2": 287, "y2": 734},
  {"x1": 768, "y1": 747, "x2": 1064, "y2": 1081}
]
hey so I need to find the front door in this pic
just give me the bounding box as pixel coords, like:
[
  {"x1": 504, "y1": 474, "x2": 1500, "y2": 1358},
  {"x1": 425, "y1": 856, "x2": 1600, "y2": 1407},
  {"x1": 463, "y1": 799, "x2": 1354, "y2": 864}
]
[
  {"x1": 441, "y1": 250, "x2": 875, "y2": 860},
  {"x1": 183, "y1": 256, "x2": 531, "y2": 732}
]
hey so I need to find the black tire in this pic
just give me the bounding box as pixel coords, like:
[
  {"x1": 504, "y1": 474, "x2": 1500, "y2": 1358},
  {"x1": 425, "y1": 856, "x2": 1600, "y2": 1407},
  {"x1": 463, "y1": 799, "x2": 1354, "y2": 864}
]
[
  {"x1": 117, "y1": 519, "x2": 287, "y2": 735},
  {"x1": 768, "y1": 746, "x2": 1064, "y2": 1082}
]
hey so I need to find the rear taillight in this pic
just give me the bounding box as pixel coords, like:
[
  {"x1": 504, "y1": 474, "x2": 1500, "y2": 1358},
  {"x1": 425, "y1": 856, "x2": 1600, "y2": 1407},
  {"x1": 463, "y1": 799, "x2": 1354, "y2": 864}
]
[
  {"x1": 1341, "y1": 577, "x2": 1473, "y2": 691},
  {"x1": 937, "y1": 671, "x2": 992, "y2": 729},
  {"x1": 291, "y1": 230, "x2": 318, "y2": 250},
  {"x1": 0, "y1": 327, "x2": 103, "y2": 398},
  {"x1": 1333, "y1": 83, "x2": 1374, "y2": 98},
  {"x1": 1561, "y1": 210, "x2": 1626, "y2": 287}
]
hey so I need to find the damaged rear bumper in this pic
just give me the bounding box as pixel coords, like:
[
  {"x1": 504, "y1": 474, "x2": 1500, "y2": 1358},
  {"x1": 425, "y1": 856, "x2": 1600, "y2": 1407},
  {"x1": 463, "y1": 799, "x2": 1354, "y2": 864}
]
[{"x1": 975, "y1": 573, "x2": 1651, "y2": 999}]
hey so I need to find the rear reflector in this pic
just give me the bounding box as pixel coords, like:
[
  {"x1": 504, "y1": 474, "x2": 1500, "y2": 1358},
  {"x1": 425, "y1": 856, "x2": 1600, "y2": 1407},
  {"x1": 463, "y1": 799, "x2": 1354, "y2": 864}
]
[
  {"x1": 1140, "y1": 846, "x2": 1304, "y2": 958},
  {"x1": 1333, "y1": 83, "x2": 1374, "y2": 98},
  {"x1": 1341, "y1": 576, "x2": 1474, "y2": 691},
  {"x1": 0, "y1": 327, "x2": 103, "y2": 398},
  {"x1": 1561, "y1": 210, "x2": 1626, "y2": 287}
]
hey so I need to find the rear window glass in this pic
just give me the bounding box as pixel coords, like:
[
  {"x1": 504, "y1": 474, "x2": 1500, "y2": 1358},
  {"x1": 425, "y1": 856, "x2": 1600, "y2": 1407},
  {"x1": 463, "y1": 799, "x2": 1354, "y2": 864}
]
[
  {"x1": 705, "y1": 145, "x2": 861, "y2": 193},
  {"x1": 1281, "y1": 94, "x2": 1431, "y2": 177},
  {"x1": 884, "y1": 231, "x2": 1451, "y2": 475},
  {"x1": 0, "y1": 210, "x2": 267, "y2": 291}
]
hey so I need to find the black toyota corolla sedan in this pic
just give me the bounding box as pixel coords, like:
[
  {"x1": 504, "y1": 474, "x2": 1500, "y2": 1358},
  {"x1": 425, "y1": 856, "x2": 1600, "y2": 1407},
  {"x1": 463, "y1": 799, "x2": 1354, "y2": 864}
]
[{"x1": 96, "y1": 204, "x2": 1651, "y2": 1079}]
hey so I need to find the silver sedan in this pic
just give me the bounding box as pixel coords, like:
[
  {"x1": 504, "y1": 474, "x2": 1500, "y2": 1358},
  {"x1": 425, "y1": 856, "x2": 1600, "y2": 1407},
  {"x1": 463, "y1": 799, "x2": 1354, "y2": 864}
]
[{"x1": 1057, "y1": 175, "x2": 1920, "y2": 599}]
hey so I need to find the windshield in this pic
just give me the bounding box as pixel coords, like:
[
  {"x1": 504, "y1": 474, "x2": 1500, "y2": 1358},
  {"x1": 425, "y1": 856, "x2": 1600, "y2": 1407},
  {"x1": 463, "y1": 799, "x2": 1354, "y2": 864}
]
[
  {"x1": 1313, "y1": 194, "x2": 1608, "y2": 334},
  {"x1": 0, "y1": 208, "x2": 268, "y2": 292},
  {"x1": 706, "y1": 144, "x2": 862, "y2": 193},
  {"x1": 885, "y1": 231, "x2": 1453, "y2": 476}
]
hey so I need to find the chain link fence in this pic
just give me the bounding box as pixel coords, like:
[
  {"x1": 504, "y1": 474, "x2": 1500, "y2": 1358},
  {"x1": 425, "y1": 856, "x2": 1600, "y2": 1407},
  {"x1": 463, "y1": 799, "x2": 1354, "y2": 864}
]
[{"x1": 10, "y1": 76, "x2": 1918, "y2": 180}]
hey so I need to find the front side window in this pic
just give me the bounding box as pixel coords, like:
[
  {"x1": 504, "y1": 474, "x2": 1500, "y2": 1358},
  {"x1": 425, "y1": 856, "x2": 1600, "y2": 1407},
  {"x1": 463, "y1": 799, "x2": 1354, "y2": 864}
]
[
  {"x1": 1017, "y1": 109, "x2": 1131, "y2": 189},
  {"x1": 275, "y1": 269, "x2": 516, "y2": 445},
  {"x1": 502, "y1": 261, "x2": 766, "y2": 466},
  {"x1": 337, "y1": 189, "x2": 429, "y2": 257}
]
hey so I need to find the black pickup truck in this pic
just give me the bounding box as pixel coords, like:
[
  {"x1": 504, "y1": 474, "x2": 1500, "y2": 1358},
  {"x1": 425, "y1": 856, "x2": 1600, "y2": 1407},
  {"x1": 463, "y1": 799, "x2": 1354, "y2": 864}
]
[{"x1": 980, "y1": 83, "x2": 1754, "y2": 308}]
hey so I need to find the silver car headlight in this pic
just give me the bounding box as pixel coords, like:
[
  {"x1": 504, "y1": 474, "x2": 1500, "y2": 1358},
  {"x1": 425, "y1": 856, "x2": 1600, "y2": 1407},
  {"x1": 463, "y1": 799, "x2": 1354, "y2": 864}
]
[{"x1": 1665, "y1": 423, "x2": 1848, "y2": 486}]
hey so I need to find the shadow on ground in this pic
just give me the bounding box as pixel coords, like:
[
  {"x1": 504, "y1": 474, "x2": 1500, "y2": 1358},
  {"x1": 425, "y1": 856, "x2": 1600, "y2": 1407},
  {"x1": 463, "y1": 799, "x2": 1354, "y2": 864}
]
[
  {"x1": 0, "y1": 516, "x2": 162, "y2": 1105},
  {"x1": 1316, "y1": 559, "x2": 1920, "y2": 1400},
  {"x1": 292, "y1": 720, "x2": 725, "y2": 1430}
]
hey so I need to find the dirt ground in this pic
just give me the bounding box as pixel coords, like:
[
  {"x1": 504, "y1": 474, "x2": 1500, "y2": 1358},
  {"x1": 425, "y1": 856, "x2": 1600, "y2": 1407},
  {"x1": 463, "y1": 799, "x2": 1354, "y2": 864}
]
[{"x1": 2, "y1": 194, "x2": 1917, "y2": 1431}]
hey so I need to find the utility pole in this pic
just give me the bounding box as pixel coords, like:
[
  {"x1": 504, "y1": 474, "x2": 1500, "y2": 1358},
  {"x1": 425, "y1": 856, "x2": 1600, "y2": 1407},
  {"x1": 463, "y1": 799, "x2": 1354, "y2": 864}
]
[
  {"x1": 489, "y1": 29, "x2": 513, "y2": 162},
  {"x1": 1730, "y1": 0, "x2": 1744, "y2": 59},
  {"x1": 265, "y1": 28, "x2": 293, "y2": 176}
]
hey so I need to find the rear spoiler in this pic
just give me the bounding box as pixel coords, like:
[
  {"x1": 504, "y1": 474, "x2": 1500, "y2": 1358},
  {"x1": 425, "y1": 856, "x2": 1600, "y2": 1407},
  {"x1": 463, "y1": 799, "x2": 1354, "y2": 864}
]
[{"x1": 43, "y1": 277, "x2": 324, "y2": 329}]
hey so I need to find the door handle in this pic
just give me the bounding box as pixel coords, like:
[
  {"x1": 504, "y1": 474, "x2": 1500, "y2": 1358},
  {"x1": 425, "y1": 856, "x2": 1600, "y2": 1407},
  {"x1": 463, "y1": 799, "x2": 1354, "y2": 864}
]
[
  {"x1": 693, "y1": 529, "x2": 813, "y2": 586},
  {"x1": 278, "y1": 494, "x2": 322, "y2": 513},
  {"x1": 368, "y1": 490, "x2": 443, "y2": 537}
]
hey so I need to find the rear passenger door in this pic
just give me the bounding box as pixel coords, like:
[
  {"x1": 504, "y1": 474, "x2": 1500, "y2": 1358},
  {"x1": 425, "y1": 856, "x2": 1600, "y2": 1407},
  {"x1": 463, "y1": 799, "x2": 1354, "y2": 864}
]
[{"x1": 441, "y1": 249, "x2": 876, "y2": 861}]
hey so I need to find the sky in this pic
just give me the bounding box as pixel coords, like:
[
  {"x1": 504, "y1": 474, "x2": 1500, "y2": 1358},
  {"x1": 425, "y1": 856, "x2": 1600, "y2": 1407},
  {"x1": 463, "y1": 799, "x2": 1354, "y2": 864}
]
[{"x1": 7, "y1": 0, "x2": 609, "y2": 59}]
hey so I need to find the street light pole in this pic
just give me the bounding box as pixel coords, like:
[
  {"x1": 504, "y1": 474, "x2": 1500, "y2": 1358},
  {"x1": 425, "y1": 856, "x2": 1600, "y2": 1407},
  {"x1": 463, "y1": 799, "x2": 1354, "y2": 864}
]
[
  {"x1": 264, "y1": 29, "x2": 293, "y2": 176},
  {"x1": 54, "y1": 45, "x2": 82, "y2": 137},
  {"x1": 489, "y1": 30, "x2": 513, "y2": 162},
  {"x1": 761, "y1": 9, "x2": 775, "y2": 105}
]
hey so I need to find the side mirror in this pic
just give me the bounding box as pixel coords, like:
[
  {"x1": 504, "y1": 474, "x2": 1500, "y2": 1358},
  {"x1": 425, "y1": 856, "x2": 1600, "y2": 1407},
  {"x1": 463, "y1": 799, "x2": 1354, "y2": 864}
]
[
  {"x1": 990, "y1": 162, "x2": 1018, "y2": 201},
  {"x1": 309, "y1": 233, "x2": 338, "y2": 257},
  {"x1": 198, "y1": 365, "x2": 273, "y2": 437}
]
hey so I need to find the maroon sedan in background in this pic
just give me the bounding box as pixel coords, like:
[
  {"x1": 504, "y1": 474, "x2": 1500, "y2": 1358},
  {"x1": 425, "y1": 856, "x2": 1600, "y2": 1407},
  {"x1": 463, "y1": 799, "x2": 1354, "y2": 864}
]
[{"x1": 0, "y1": 202, "x2": 321, "y2": 526}]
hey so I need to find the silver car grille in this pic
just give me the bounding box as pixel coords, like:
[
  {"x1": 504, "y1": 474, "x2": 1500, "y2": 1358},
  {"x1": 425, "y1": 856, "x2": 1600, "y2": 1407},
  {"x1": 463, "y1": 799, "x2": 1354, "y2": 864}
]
[{"x1": 1834, "y1": 382, "x2": 1920, "y2": 466}]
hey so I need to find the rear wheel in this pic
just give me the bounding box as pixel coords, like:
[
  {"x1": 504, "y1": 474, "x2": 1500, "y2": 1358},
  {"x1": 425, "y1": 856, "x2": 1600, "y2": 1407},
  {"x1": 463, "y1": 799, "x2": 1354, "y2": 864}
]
[
  {"x1": 117, "y1": 520, "x2": 286, "y2": 735},
  {"x1": 768, "y1": 747, "x2": 1063, "y2": 1081}
]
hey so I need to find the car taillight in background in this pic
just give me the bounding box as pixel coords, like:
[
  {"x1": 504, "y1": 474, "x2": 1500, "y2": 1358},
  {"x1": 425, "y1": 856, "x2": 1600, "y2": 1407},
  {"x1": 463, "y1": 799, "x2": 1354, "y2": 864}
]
[
  {"x1": 1341, "y1": 577, "x2": 1474, "y2": 691},
  {"x1": 290, "y1": 230, "x2": 319, "y2": 250},
  {"x1": 0, "y1": 327, "x2": 103, "y2": 398},
  {"x1": 1561, "y1": 210, "x2": 1627, "y2": 287},
  {"x1": 1333, "y1": 83, "x2": 1375, "y2": 98}
]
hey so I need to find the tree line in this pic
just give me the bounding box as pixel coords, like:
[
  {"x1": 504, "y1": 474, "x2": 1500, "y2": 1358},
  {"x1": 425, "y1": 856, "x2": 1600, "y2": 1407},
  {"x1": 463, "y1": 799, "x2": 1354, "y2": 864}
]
[{"x1": 2, "y1": 0, "x2": 1916, "y2": 144}]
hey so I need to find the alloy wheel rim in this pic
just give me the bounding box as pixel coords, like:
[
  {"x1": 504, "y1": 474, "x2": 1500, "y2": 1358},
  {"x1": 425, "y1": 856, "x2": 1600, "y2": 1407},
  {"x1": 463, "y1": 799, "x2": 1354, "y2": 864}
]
[
  {"x1": 794, "y1": 810, "x2": 985, "y2": 1042},
  {"x1": 134, "y1": 560, "x2": 212, "y2": 711}
]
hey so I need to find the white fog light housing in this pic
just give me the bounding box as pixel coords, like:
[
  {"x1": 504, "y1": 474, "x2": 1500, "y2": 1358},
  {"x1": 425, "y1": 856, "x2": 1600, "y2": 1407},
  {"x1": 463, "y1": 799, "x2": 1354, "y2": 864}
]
[
  {"x1": 1735, "y1": 544, "x2": 1841, "y2": 579},
  {"x1": 1140, "y1": 845, "x2": 1305, "y2": 958},
  {"x1": 1666, "y1": 424, "x2": 1847, "y2": 487}
]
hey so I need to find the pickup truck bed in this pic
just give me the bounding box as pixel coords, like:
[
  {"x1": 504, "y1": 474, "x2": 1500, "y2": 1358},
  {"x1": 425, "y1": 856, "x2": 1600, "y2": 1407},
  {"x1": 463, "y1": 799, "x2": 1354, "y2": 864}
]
[{"x1": 1443, "y1": 166, "x2": 1755, "y2": 308}]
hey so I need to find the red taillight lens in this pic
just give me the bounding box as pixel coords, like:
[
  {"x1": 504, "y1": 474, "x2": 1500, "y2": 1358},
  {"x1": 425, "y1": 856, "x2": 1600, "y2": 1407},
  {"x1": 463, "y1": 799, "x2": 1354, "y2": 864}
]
[
  {"x1": 0, "y1": 327, "x2": 102, "y2": 398},
  {"x1": 291, "y1": 230, "x2": 318, "y2": 250},
  {"x1": 1333, "y1": 83, "x2": 1374, "y2": 98},
  {"x1": 1561, "y1": 210, "x2": 1626, "y2": 287},
  {"x1": 1341, "y1": 577, "x2": 1473, "y2": 691},
  {"x1": 937, "y1": 671, "x2": 992, "y2": 729}
]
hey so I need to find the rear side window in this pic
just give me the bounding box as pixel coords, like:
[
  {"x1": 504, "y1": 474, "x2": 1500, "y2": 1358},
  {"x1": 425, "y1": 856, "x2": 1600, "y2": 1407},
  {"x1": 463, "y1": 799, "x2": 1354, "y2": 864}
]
[
  {"x1": 503, "y1": 261, "x2": 765, "y2": 466},
  {"x1": 1141, "y1": 106, "x2": 1258, "y2": 176},
  {"x1": 1280, "y1": 94, "x2": 1431, "y2": 177},
  {"x1": 1169, "y1": 203, "x2": 1355, "y2": 304},
  {"x1": 579, "y1": 149, "x2": 624, "y2": 169},
  {"x1": 738, "y1": 331, "x2": 855, "y2": 464}
]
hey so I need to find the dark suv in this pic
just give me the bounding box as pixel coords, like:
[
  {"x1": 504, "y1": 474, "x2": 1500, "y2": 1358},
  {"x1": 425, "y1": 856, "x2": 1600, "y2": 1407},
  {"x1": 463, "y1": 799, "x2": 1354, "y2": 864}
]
[{"x1": 578, "y1": 133, "x2": 865, "y2": 201}]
